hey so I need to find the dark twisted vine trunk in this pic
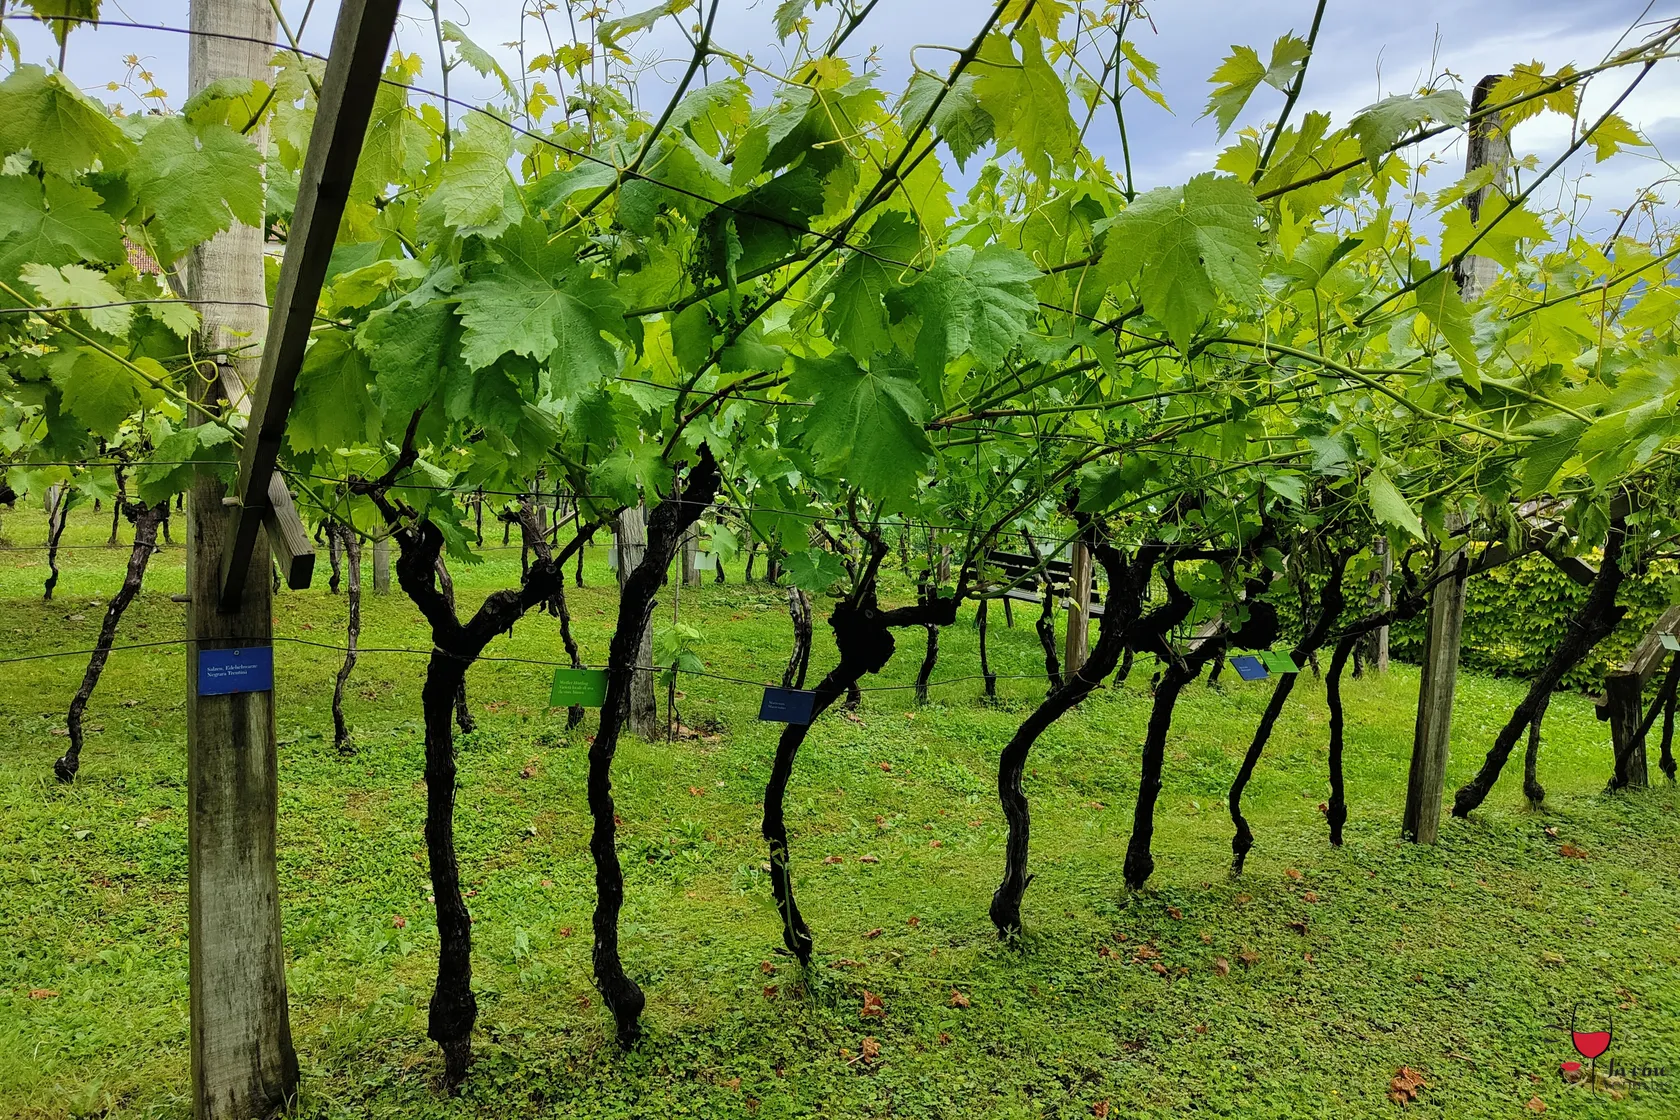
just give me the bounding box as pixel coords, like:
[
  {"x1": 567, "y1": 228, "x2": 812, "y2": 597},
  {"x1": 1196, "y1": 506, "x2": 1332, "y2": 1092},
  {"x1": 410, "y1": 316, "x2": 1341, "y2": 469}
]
[
  {"x1": 1022, "y1": 534, "x2": 1061, "y2": 691},
  {"x1": 782, "y1": 585, "x2": 812, "y2": 689},
  {"x1": 1454, "y1": 520, "x2": 1627, "y2": 814},
  {"x1": 991, "y1": 532, "x2": 1158, "y2": 938},
  {"x1": 328, "y1": 525, "x2": 344, "y2": 593},
  {"x1": 43, "y1": 485, "x2": 70, "y2": 601},
  {"x1": 331, "y1": 524, "x2": 362, "y2": 753},
  {"x1": 1124, "y1": 568, "x2": 1277, "y2": 891},
  {"x1": 1228, "y1": 551, "x2": 1351, "y2": 875},
  {"x1": 590, "y1": 446, "x2": 720, "y2": 1046},
  {"x1": 55, "y1": 503, "x2": 163, "y2": 782},
  {"x1": 516, "y1": 502, "x2": 588, "y2": 729},
  {"x1": 1524, "y1": 694, "x2": 1550, "y2": 808},
  {"x1": 368, "y1": 503, "x2": 595, "y2": 1087},
  {"x1": 764, "y1": 536, "x2": 959, "y2": 964},
  {"x1": 977, "y1": 598, "x2": 997, "y2": 698},
  {"x1": 433, "y1": 556, "x2": 475, "y2": 734}
]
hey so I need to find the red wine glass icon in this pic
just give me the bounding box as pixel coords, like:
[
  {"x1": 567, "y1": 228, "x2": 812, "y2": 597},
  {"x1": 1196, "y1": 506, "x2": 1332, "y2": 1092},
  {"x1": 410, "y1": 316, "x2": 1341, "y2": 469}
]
[{"x1": 1570, "y1": 1005, "x2": 1613, "y2": 1088}]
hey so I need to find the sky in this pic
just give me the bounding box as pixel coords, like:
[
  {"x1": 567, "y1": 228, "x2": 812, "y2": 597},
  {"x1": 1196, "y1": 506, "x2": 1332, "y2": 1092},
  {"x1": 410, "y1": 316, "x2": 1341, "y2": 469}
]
[{"x1": 6, "y1": 1, "x2": 1680, "y2": 239}]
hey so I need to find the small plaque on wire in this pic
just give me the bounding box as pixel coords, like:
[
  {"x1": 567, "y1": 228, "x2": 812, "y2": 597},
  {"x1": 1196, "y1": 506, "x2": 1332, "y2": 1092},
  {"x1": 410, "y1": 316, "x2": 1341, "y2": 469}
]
[
  {"x1": 759, "y1": 687, "x2": 816, "y2": 725},
  {"x1": 1229, "y1": 654, "x2": 1269, "y2": 681},
  {"x1": 551, "y1": 668, "x2": 608, "y2": 708}
]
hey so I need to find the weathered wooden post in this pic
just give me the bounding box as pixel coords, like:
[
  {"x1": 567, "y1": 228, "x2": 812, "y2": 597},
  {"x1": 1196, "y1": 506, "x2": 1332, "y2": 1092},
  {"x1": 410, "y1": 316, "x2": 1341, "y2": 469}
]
[
  {"x1": 616, "y1": 504, "x2": 659, "y2": 737},
  {"x1": 371, "y1": 530, "x2": 391, "y2": 594},
  {"x1": 185, "y1": 1, "x2": 397, "y2": 1113},
  {"x1": 1403, "y1": 74, "x2": 1509, "y2": 844},
  {"x1": 1064, "y1": 541, "x2": 1092, "y2": 675}
]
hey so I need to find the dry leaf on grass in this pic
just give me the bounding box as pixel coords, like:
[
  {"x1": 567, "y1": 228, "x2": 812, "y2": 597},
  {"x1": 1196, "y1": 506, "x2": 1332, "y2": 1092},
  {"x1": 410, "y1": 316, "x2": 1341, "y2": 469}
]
[
  {"x1": 1092, "y1": 1101, "x2": 1110, "y2": 1118},
  {"x1": 1388, "y1": 1066, "x2": 1427, "y2": 1104},
  {"x1": 861, "y1": 991, "x2": 885, "y2": 1018},
  {"x1": 1236, "y1": 947, "x2": 1260, "y2": 967},
  {"x1": 1212, "y1": 957, "x2": 1230, "y2": 976},
  {"x1": 823, "y1": 855, "x2": 844, "y2": 864},
  {"x1": 763, "y1": 985, "x2": 778, "y2": 1001},
  {"x1": 28, "y1": 989, "x2": 57, "y2": 999},
  {"x1": 1526, "y1": 1098, "x2": 1546, "y2": 1114},
  {"x1": 1167, "y1": 906, "x2": 1183, "y2": 920},
  {"x1": 1285, "y1": 868, "x2": 1302, "y2": 880},
  {"x1": 864, "y1": 927, "x2": 883, "y2": 939},
  {"x1": 760, "y1": 960, "x2": 776, "y2": 975},
  {"x1": 858, "y1": 854, "x2": 880, "y2": 863},
  {"x1": 1559, "y1": 843, "x2": 1589, "y2": 859},
  {"x1": 950, "y1": 989, "x2": 970, "y2": 1008}
]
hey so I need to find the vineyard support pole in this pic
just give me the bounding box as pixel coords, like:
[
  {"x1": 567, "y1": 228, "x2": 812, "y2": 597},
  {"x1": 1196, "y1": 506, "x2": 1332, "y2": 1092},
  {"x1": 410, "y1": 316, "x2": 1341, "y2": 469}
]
[
  {"x1": 1064, "y1": 540, "x2": 1092, "y2": 675},
  {"x1": 185, "y1": 1, "x2": 398, "y2": 1117},
  {"x1": 1403, "y1": 74, "x2": 1508, "y2": 844}
]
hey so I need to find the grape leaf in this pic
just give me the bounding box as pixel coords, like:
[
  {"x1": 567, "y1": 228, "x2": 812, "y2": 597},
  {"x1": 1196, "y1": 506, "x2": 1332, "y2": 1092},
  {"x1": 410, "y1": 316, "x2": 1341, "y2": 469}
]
[
  {"x1": 0, "y1": 64, "x2": 123, "y2": 175},
  {"x1": 1414, "y1": 271, "x2": 1478, "y2": 376},
  {"x1": 789, "y1": 354, "x2": 933, "y2": 505},
  {"x1": 784, "y1": 548, "x2": 847, "y2": 591},
  {"x1": 1439, "y1": 199, "x2": 1548, "y2": 271},
  {"x1": 1202, "y1": 35, "x2": 1310, "y2": 136},
  {"x1": 900, "y1": 72, "x2": 994, "y2": 171},
  {"x1": 49, "y1": 345, "x2": 135, "y2": 437},
  {"x1": 1102, "y1": 173, "x2": 1261, "y2": 351},
  {"x1": 0, "y1": 175, "x2": 124, "y2": 277},
  {"x1": 456, "y1": 223, "x2": 628, "y2": 388},
  {"x1": 19, "y1": 262, "x2": 130, "y2": 335},
  {"x1": 598, "y1": 1, "x2": 690, "y2": 46},
  {"x1": 1589, "y1": 113, "x2": 1644, "y2": 162},
  {"x1": 19, "y1": 1, "x2": 101, "y2": 47},
  {"x1": 128, "y1": 117, "x2": 264, "y2": 263},
  {"x1": 1366, "y1": 468, "x2": 1425, "y2": 540},
  {"x1": 894, "y1": 244, "x2": 1040, "y2": 372},
  {"x1": 359, "y1": 280, "x2": 460, "y2": 430},
  {"x1": 773, "y1": 0, "x2": 810, "y2": 39},
  {"x1": 1348, "y1": 90, "x2": 1467, "y2": 170},
  {"x1": 973, "y1": 28, "x2": 1078, "y2": 180},
  {"x1": 289, "y1": 332, "x2": 378, "y2": 453},
  {"x1": 420, "y1": 112, "x2": 514, "y2": 236},
  {"x1": 136, "y1": 423, "x2": 236, "y2": 505},
  {"x1": 819, "y1": 212, "x2": 921, "y2": 358}
]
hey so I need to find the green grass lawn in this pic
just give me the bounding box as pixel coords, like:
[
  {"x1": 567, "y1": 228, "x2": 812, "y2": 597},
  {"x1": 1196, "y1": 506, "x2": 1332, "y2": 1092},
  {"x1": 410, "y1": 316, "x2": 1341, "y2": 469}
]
[{"x1": 1, "y1": 512, "x2": 1677, "y2": 1119}]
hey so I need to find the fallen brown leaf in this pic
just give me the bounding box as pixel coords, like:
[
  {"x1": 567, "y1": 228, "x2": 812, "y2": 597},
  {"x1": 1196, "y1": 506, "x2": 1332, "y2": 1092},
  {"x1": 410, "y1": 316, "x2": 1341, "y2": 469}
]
[
  {"x1": 1288, "y1": 920, "x2": 1309, "y2": 935},
  {"x1": 1093, "y1": 1101, "x2": 1110, "y2": 1118},
  {"x1": 823, "y1": 855, "x2": 844, "y2": 864},
  {"x1": 937, "y1": 1032, "x2": 951, "y2": 1045},
  {"x1": 1559, "y1": 843, "x2": 1589, "y2": 859},
  {"x1": 950, "y1": 989, "x2": 970, "y2": 1008},
  {"x1": 1526, "y1": 1097, "x2": 1546, "y2": 1114},
  {"x1": 1213, "y1": 957, "x2": 1230, "y2": 976},
  {"x1": 1167, "y1": 906, "x2": 1183, "y2": 920},
  {"x1": 1302, "y1": 891, "x2": 1319, "y2": 903},
  {"x1": 877, "y1": 762, "x2": 892, "y2": 771},
  {"x1": 929, "y1": 839, "x2": 942, "y2": 848},
  {"x1": 858, "y1": 854, "x2": 880, "y2": 863},
  {"x1": 1285, "y1": 868, "x2": 1302, "y2": 880},
  {"x1": 1150, "y1": 961, "x2": 1168, "y2": 975},
  {"x1": 1236, "y1": 947, "x2": 1260, "y2": 967},
  {"x1": 559, "y1": 926, "x2": 572, "y2": 937},
  {"x1": 864, "y1": 927, "x2": 884, "y2": 939},
  {"x1": 723, "y1": 1077, "x2": 741, "y2": 1090},
  {"x1": 1194, "y1": 1023, "x2": 1208, "y2": 1034},
  {"x1": 29, "y1": 989, "x2": 57, "y2": 999},
  {"x1": 763, "y1": 985, "x2": 778, "y2": 1000},
  {"x1": 1199, "y1": 932, "x2": 1212, "y2": 944},
  {"x1": 907, "y1": 916, "x2": 920, "y2": 928},
  {"x1": 761, "y1": 960, "x2": 776, "y2": 975},
  {"x1": 1388, "y1": 1066, "x2": 1427, "y2": 1104},
  {"x1": 392, "y1": 915, "x2": 407, "y2": 929},
  {"x1": 1543, "y1": 826, "x2": 1559, "y2": 838},
  {"x1": 861, "y1": 990, "x2": 885, "y2": 1018},
  {"x1": 860, "y1": 1037, "x2": 880, "y2": 1062}
]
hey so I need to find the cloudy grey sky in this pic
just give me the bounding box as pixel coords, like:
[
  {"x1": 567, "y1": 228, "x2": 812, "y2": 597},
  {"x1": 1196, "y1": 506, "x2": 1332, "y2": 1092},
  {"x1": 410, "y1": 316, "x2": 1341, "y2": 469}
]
[{"x1": 8, "y1": 1, "x2": 1680, "y2": 238}]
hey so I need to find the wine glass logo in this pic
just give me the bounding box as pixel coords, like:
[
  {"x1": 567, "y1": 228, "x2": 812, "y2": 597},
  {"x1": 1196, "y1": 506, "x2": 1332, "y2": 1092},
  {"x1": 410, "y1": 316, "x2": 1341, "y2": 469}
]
[{"x1": 1568, "y1": 1004, "x2": 1614, "y2": 1088}]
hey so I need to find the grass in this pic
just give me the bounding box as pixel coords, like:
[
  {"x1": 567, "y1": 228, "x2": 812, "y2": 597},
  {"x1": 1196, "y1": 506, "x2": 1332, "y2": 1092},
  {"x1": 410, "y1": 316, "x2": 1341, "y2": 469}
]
[{"x1": 1, "y1": 511, "x2": 1677, "y2": 1119}]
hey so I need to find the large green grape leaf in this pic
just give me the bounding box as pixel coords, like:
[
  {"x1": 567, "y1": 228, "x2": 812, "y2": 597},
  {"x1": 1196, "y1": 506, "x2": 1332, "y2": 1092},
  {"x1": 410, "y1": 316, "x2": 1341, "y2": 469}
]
[
  {"x1": 0, "y1": 175, "x2": 124, "y2": 283},
  {"x1": 128, "y1": 117, "x2": 264, "y2": 263},
  {"x1": 136, "y1": 423, "x2": 236, "y2": 505},
  {"x1": 900, "y1": 72, "x2": 994, "y2": 171},
  {"x1": 1365, "y1": 468, "x2": 1426, "y2": 540},
  {"x1": 1439, "y1": 199, "x2": 1548, "y2": 271},
  {"x1": 973, "y1": 28, "x2": 1077, "y2": 180},
  {"x1": 351, "y1": 57, "x2": 430, "y2": 204},
  {"x1": 818, "y1": 212, "x2": 921, "y2": 358},
  {"x1": 19, "y1": 1, "x2": 101, "y2": 47},
  {"x1": 19, "y1": 262, "x2": 130, "y2": 334},
  {"x1": 49, "y1": 345, "x2": 136, "y2": 437},
  {"x1": 357, "y1": 270, "x2": 460, "y2": 431},
  {"x1": 1414, "y1": 271, "x2": 1478, "y2": 376},
  {"x1": 893, "y1": 244, "x2": 1039, "y2": 372},
  {"x1": 455, "y1": 223, "x2": 628, "y2": 389},
  {"x1": 290, "y1": 332, "x2": 379, "y2": 453},
  {"x1": 1101, "y1": 173, "x2": 1261, "y2": 352},
  {"x1": 784, "y1": 547, "x2": 847, "y2": 591},
  {"x1": 0, "y1": 64, "x2": 123, "y2": 175},
  {"x1": 1348, "y1": 90, "x2": 1467, "y2": 170},
  {"x1": 1202, "y1": 35, "x2": 1310, "y2": 136},
  {"x1": 789, "y1": 354, "x2": 933, "y2": 506},
  {"x1": 419, "y1": 112, "x2": 514, "y2": 237}
]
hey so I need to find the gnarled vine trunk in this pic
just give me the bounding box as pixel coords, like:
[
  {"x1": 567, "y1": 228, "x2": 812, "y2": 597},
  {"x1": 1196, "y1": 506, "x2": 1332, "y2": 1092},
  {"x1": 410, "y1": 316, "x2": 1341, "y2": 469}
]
[
  {"x1": 516, "y1": 501, "x2": 587, "y2": 729},
  {"x1": 330, "y1": 523, "x2": 362, "y2": 752},
  {"x1": 589, "y1": 446, "x2": 720, "y2": 1046},
  {"x1": 43, "y1": 485, "x2": 70, "y2": 601},
  {"x1": 1228, "y1": 550, "x2": 1350, "y2": 875},
  {"x1": 55, "y1": 502, "x2": 164, "y2": 782},
  {"x1": 1523, "y1": 694, "x2": 1550, "y2": 808},
  {"x1": 991, "y1": 530, "x2": 1158, "y2": 937},
  {"x1": 782, "y1": 585, "x2": 812, "y2": 690},
  {"x1": 1454, "y1": 520, "x2": 1627, "y2": 814},
  {"x1": 977, "y1": 598, "x2": 996, "y2": 698},
  {"x1": 763, "y1": 528, "x2": 959, "y2": 963}
]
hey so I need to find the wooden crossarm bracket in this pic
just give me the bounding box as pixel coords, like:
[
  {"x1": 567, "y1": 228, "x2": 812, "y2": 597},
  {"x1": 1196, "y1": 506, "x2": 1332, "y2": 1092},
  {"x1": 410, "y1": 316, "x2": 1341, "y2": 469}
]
[{"x1": 218, "y1": 0, "x2": 401, "y2": 612}]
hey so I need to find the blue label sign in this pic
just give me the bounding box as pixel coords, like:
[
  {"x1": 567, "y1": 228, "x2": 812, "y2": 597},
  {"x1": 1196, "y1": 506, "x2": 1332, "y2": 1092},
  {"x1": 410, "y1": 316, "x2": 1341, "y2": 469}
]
[
  {"x1": 1229, "y1": 654, "x2": 1269, "y2": 682},
  {"x1": 198, "y1": 646, "x2": 274, "y2": 696},
  {"x1": 759, "y1": 687, "x2": 816, "y2": 725}
]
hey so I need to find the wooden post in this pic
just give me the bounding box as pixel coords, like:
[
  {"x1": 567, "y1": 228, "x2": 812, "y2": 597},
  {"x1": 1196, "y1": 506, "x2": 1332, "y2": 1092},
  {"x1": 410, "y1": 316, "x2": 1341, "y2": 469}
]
[
  {"x1": 1063, "y1": 541, "x2": 1092, "y2": 675},
  {"x1": 1374, "y1": 536, "x2": 1392, "y2": 672},
  {"x1": 1404, "y1": 542, "x2": 1467, "y2": 844},
  {"x1": 1601, "y1": 604, "x2": 1679, "y2": 789},
  {"x1": 182, "y1": 2, "x2": 295, "y2": 1115},
  {"x1": 682, "y1": 523, "x2": 702, "y2": 587},
  {"x1": 1403, "y1": 74, "x2": 1509, "y2": 843},
  {"x1": 616, "y1": 504, "x2": 658, "y2": 737},
  {"x1": 371, "y1": 531, "x2": 391, "y2": 594}
]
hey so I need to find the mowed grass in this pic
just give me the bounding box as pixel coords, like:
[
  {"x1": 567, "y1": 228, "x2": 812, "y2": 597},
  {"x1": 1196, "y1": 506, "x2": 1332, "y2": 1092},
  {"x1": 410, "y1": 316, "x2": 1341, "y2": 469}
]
[{"x1": 1, "y1": 512, "x2": 1677, "y2": 1119}]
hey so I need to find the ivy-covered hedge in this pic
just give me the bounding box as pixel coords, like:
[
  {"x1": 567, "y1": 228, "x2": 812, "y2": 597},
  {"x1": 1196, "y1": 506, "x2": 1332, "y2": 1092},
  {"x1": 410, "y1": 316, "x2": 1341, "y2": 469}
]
[{"x1": 1389, "y1": 554, "x2": 1680, "y2": 691}]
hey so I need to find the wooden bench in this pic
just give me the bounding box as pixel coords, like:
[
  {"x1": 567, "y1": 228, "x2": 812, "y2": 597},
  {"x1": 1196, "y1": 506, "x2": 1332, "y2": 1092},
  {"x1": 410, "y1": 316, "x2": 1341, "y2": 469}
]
[{"x1": 985, "y1": 549, "x2": 1105, "y2": 618}]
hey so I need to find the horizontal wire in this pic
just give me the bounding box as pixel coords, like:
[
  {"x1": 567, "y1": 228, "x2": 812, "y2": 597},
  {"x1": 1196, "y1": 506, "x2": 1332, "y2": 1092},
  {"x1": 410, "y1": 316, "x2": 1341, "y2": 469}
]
[{"x1": 0, "y1": 631, "x2": 1067, "y2": 693}]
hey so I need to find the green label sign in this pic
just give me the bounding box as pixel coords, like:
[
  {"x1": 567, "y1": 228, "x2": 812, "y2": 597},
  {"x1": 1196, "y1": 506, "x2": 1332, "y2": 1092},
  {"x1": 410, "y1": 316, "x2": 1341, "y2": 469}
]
[
  {"x1": 551, "y1": 668, "x2": 608, "y2": 708},
  {"x1": 1661, "y1": 633, "x2": 1680, "y2": 652},
  {"x1": 1258, "y1": 650, "x2": 1300, "y2": 674}
]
